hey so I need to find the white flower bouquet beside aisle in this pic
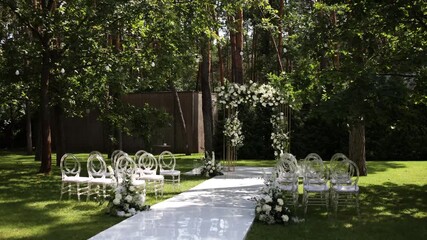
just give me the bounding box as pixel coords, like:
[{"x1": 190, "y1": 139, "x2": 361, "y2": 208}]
[
  {"x1": 106, "y1": 166, "x2": 150, "y2": 217},
  {"x1": 201, "y1": 152, "x2": 223, "y2": 177},
  {"x1": 254, "y1": 173, "x2": 303, "y2": 225}
]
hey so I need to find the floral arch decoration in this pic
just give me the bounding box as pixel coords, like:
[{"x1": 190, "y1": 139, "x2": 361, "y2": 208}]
[{"x1": 217, "y1": 81, "x2": 291, "y2": 169}]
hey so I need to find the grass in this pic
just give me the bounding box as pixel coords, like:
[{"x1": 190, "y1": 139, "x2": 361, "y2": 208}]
[
  {"x1": 0, "y1": 152, "x2": 426, "y2": 240},
  {"x1": 246, "y1": 161, "x2": 427, "y2": 240},
  {"x1": 0, "y1": 151, "x2": 205, "y2": 240}
]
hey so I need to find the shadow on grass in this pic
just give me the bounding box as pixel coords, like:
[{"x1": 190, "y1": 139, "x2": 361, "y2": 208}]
[{"x1": 367, "y1": 161, "x2": 408, "y2": 174}]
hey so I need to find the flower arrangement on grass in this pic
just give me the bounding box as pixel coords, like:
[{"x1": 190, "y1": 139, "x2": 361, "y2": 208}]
[
  {"x1": 201, "y1": 152, "x2": 223, "y2": 177},
  {"x1": 254, "y1": 173, "x2": 300, "y2": 225},
  {"x1": 106, "y1": 166, "x2": 150, "y2": 217}
]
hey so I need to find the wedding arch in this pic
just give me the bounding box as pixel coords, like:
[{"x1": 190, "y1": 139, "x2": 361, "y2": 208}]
[{"x1": 217, "y1": 81, "x2": 292, "y2": 170}]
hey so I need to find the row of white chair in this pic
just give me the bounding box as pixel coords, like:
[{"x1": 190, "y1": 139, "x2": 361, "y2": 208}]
[
  {"x1": 59, "y1": 150, "x2": 181, "y2": 201},
  {"x1": 275, "y1": 152, "x2": 360, "y2": 216}
]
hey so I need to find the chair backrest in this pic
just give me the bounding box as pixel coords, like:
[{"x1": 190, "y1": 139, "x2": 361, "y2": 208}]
[
  {"x1": 158, "y1": 151, "x2": 176, "y2": 171},
  {"x1": 134, "y1": 150, "x2": 148, "y2": 161},
  {"x1": 334, "y1": 159, "x2": 359, "y2": 186},
  {"x1": 279, "y1": 152, "x2": 298, "y2": 168},
  {"x1": 137, "y1": 152, "x2": 158, "y2": 174},
  {"x1": 304, "y1": 158, "x2": 328, "y2": 183},
  {"x1": 89, "y1": 151, "x2": 103, "y2": 157},
  {"x1": 87, "y1": 153, "x2": 107, "y2": 179},
  {"x1": 329, "y1": 153, "x2": 349, "y2": 170},
  {"x1": 111, "y1": 150, "x2": 128, "y2": 169},
  {"x1": 115, "y1": 155, "x2": 138, "y2": 179},
  {"x1": 302, "y1": 153, "x2": 323, "y2": 175},
  {"x1": 60, "y1": 153, "x2": 81, "y2": 179},
  {"x1": 304, "y1": 153, "x2": 323, "y2": 162}
]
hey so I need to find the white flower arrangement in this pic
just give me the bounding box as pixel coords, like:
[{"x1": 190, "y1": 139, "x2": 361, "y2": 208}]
[
  {"x1": 223, "y1": 112, "x2": 244, "y2": 148},
  {"x1": 270, "y1": 112, "x2": 289, "y2": 158},
  {"x1": 217, "y1": 81, "x2": 284, "y2": 110},
  {"x1": 106, "y1": 166, "x2": 150, "y2": 217},
  {"x1": 254, "y1": 174, "x2": 293, "y2": 225},
  {"x1": 201, "y1": 152, "x2": 223, "y2": 177},
  {"x1": 217, "y1": 82, "x2": 290, "y2": 153}
]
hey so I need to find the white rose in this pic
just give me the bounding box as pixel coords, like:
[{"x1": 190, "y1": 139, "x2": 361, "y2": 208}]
[
  {"x1": 256, "y1": 206, "x2": 261, "y2": 213},
  {"x1": 113, "y1": 198, "x2": 121, "y2": 205},
  {"x1": 117, "y1": 211, "x2": 125, "y2": 217},
  {"x1": 282, "y1": 215, "x2": 289, "y2": 222},
  {"x1": 129, "y1": 186, "x2": 135, "y2": 192},
  {"x1": 275, "y1": 205, "x2": 282, "y2": 212},
  {"x1": 264, "y1": 195, "x2": 272, "y2": 203},
  {"x1": 128, "y1": 208, "x2": 136, "y2": 215},
  {"x1": 262, "y1": 204, "x2": 272, "y2": 213},
  {"x1": 125, "y1": 195, "x2": 133, "y2": 202},
  {"x1": 277, "y1": 199, "x2": 284, "y2": 206}
]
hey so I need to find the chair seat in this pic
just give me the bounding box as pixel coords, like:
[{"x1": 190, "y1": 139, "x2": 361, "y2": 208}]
[
  {"x1": 330, "y1": 178, "x2": 352, "y2": 185},
  {"x1": 332, "y1": 185, "x2": 359, "y2": 192},
  {"x1": 63, "y1": 176, "x2": 90, "y2": 183},
  {"x1": 132, "y1": 179, "x2": 146, "y2": 188},
  {"x1": 89, "y1": 178, "x2": 114, "y2": 185},
  {"x1": 142, "y1": 169, "x2": 156, "y2": 175},
  {"x1": 304, "y1": 183, "x2": 329, "y2": 192},
  {"x1": 278, "y1": 183, "x2": 298, "y2": 191},
  {"x1": 160, "y1": 170, "x2": 181, "y2": 176},
  {"x1": 306, "y1": 178, "x2": 326, "y2": 184},
  {"x1": 139, "y1": 174, "x2": 164, "y2": 181}
]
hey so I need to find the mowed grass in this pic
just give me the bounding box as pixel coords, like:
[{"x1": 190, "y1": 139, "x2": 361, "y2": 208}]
[
  {"x1": 0, "y1": 152, "x2": 426, "y2": 240},
  {"x1": 0, "y1": 151, "x2": 205, "y2": 240},
  {"x1": 245, "y1": 160, "x2": 427, "y2": 240}
]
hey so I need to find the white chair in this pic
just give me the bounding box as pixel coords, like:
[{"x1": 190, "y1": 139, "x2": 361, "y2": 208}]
[
  {"x1": 59, "y1": 154, "x2": 90, "y2": 201},
  {"x1": 275, "y1": 153, "x2": 299, "y2": 211},
  {"x1": 136, "y1": 153, "x2": 164, "y2": 198},
  {"x1": 331, "y1": 159, "x2": 360, "y2": 216},
  {"x1": 302, "y1": 157, "x2": 329, "y2": 215},
  {"x1": 87, "y1": 153, "x2": 115, "y2": 200},
  {"x1": 158, "y1": 151, "x2": 181, "y2": 186},
  {"x1": 329, "y1": 153, "x2": 351, "y2": 188}
]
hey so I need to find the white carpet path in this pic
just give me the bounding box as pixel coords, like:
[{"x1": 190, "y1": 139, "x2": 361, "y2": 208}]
[{"x1": 89, "y1": 166, "x2": 271, "y2": 240}]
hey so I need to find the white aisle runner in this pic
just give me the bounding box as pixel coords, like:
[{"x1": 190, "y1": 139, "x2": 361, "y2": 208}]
[{"x1": 89, "y1": 167, "x2": 270, "y2": 240}]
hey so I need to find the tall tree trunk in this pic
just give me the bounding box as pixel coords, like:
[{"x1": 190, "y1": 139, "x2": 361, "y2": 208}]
[
  {"x1": 200, "y1": 36, "x2": 213, "y2": 154},
  {"x1": 35, "y1": 113, "x2": 42, "y2": 161},
  {"x1": 252, "y1": 28, "x2": 257, "y2": 82},
  {"x1": 278, "y1": 0, "x2": 284, "y2": 71},
  {"x1": 349, "y1": 120, "x2": 367, "y2": 176},
  {"x1": 229, "y1": 19, "x2": 237, "y2": 83},
  {"x1": 235, "y1": 8, "x2": 244, "y2": 84},
  {"x1": 25, "y1": 101, "x2": 33, "y2": 154},
  {"x1": 54, "y1": 105, "x2": 65, "y2": 166},
  {"x1": 217, "y1": 42, "x2": 225, "y2": 86},
  {"x1": 170, "y1": 81, "x2": 191, "y2": 155},
  {"x1": 39, "y1": 50, "x2": 52, "y2": 174}
]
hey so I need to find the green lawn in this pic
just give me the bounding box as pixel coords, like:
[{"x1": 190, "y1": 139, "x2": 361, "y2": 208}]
[
  {"x1": 0, "y1": 152, "x2": 426, "y2": 240},
  {"x1": 246, "y1": 161, "x2": 427, "y2": 240},
  {"x1": 0, "y1": 151, "x2": 205, "y2": 240}
]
